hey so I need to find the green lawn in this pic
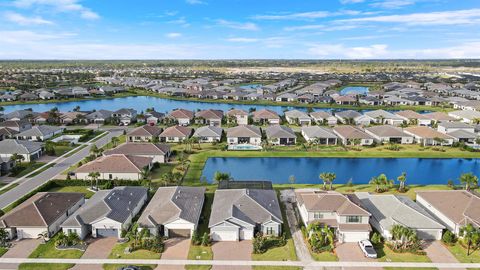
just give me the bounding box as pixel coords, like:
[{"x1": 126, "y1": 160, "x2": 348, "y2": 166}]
[
  {"x1": 310, "y1": 251, "x2": 338, "y2": 261},
  {"x1": 0, "y1": 183, "x2": 19, "y2": 196},
  {"x1": 28, "y1": 163, "x2": 55, "y2": 177},
  {"x1": 186, "y1": 245, "x2": 213, "y2": 270},
  {"x1": 63, "y1": 144, "x2": 88, "y2": 157},
  {"x1": 376, "y1": 244, "x2": 431, "y2": 263},
  {"x1": 18, "y1": 263, "x2": 76, "y2": 270},
  {"x1": 446, "y1": 243, "x2": 480, "y2": 263},
  {"x1": 29, "y1": 236, "x2": 84, "y2": 259},
  {"x1": 48, "y1": 185, "x2": 95, "y2": 199},
  {"x1": 0, "y1": 247, "x2": 8, "y2": 257},
  {"x1": 103, "y1": 264, "x2": 156, "y2": 270},
  {"x1": 108, "y1": 240, "x2": 161, "y2": 259},
  {"x1": 10, "y1": 162, "x2": 46, "y2": 177},
  {"x1": 53, "y1": 145, "x2": 76, "y2": 156}
]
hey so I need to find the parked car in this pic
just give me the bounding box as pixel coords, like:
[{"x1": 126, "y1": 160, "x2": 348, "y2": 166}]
[
  {"x1": 118, "y1": 266, "x2": 141, "y2": 270},
  {"x1": 359, "y1": 240, "x2": 377, "y2": 258}
]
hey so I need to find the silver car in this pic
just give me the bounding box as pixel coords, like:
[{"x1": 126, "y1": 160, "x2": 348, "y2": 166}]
[{"x1": 359, "y1": 240, "x2": 377, "y2": 258}]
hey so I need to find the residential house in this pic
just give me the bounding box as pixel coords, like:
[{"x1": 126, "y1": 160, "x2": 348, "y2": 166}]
[
  {"x1": 193, "y1": 126, "x2": 223, "y2": 143},
  {"x1": 3, "y1": 110, "x2": 36, "y2": 121},
  {"x1": 61, "y1": 187, "x2": 148, "y2": 239},
  {"x1": 15, "y1": 125, "x2": 64, "y2": 141},
  {"x1": 364, "y1": 110, "x2": 404, "y2": 126},
  {"x1": 365, "y1": 125, "x2": 414, "y2": 144},
  {"x1": 265, "y1": 125, "x2": 296, "y2": 146},
  {"x1": 301, "y1": 126, "x2": 338, "y2": 145},
  {"x1": 334, "y1": 110, "x2": 362, "y2": 124},
  {"x1": 437, "y1": 122, "x2": 475, "y2": 134},
  {"x1": 275, "y1": 93, "x2": 297, "y2": 102},
  {"x1": 86, "y1": 110, "x2": 113, "y2": 124},
  {"x1": 0, "y1": 156, "x2": 15, "y2": 175},
  {"x1": 334, "y1": 95, "x2": 356, "y2": 105},
  {"x1": 333, "y1": 126, "x2": 374, "y2": 146},
  {"x1": 0, "y1": 119, "x2": 32, "y2": 132},
  {"x1": 0, "y1": 139, "x2": 43, "y2": 162},
  {"x1": 168, "y1": 109, "x2": 194, "y2": 126},
  {"x1": 284, "y1": 110, "x2": 311, "y2": 126},
  {"x1": 137, "y1": 186, "x2": 205, "y2": 238},
  {"x1": 159, "y1": 126, "x2": 192, "y2": 143},
  {"x1": 39, "y1": 90, "x2": 55, "y2": 100},
  {"x1": 251, "y1": 109, "x2": 280, "y2": 125},
  {"x1": 354, "y1": 192, "x2": 445, "y2": 240},
  {"x1": 75, "y1": 154, "x2": 153, "y2": 181},
  {"x1": 416, "y1": 190, "x2": 480, "y2": 236},
  {"x1": 195, "y1": 109, "x2": 224, "y2": 127},
  {"x1": 226, "y1": 125, "x2": 262, "y2": 146},
  {"x1": 209, "y1": 188, "x2": 282, "y2": 241},
  {"x1": 295, "y1": 190, "x2": 371, "y2": 243},
  {"x1": 395, "y1": 110, "x2": 431, "y2": 126},
  {"x1": 448, "y1": 110, "x2": 480, "y2": 124},
  {"x1": 309, "y1": 111, "x2": 337, "y2": 126},
  {"x1": 404, "y1": 126, "x2": 454, "y2": 146},
  {"x1": 0, "y1": 127, "x2": 18, "y2": 141},
  {"x1": 59, "y1": 112, "x2": 87, "y2": 125},
  {"x1": 145, "y1": 111, "x2": 165, "y2": 125},
  {"x1": 104, "y1": 143, "x2": 170, "y2": 163},
  {"x1": 112, "y1": 108, "x2": 137, "y2": 125},
  {"x1": 127, "y1": 125, "x2": 162, "y2": 142},
  {"x1": 0, "y1": 192, "x2": 84, "y2": 239},
  {"x1": 423, "y1": 112, "x2": 456, "y2": 124},
  {"x1": 226, "y1": 109, "x2": 249, "y2": 125}
]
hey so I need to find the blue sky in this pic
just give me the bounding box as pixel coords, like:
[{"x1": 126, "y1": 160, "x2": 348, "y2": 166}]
[{"x1": 1, "y1": 0, "x2": 480, "y2": 59}]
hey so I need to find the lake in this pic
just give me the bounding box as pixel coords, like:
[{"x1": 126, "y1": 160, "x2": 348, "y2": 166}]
[
  {"x1": 340, "y1": 86, "x2": 369, "y2": 95},
  {"x1": 201, "y1": 157, "x2": 480, "y2": 185},
  {"x1": 2, "y1": 95, "x2": 376, "y2": 114}
]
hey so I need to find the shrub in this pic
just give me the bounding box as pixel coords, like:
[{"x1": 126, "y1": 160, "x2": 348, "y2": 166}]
[
  {"x1": 253, "y1": 233, "x2": 267, "y2": 254},
  {"x1": 201, "y1": 232, "x2": 211, "y2": 246},
  {"x1": 442, "y1": 231, "x2": 456, "y2": 245},
  {"x1": 191, "y1": 231, "x2": 201, "y2": 246},
  {"x1": 371, "y1": 232, "x2": 383, "y2": 245}
]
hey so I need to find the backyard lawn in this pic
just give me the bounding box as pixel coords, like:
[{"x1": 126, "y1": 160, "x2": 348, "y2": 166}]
[
  {"x1": 48, "y1": 185, "x2": 95, "y2": 199},
  {"x1": 108, "y1": 240, "x2": 161, "y2": 260},
  {"x1": 446, "y1": 242, "x2": 480, "y2": 263}
]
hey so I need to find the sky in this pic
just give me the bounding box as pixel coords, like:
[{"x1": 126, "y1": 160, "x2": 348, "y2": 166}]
[{"x1": 1, "y1": 0, "x2": 480, "y2": 59}]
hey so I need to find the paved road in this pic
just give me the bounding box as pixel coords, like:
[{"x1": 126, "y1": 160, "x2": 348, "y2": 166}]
[
  {"x1": 0, "y1": 130, "x2": 123, "y2": 210},
  {"x1": 1, "y1": 257, "x2": 479, "y2": 268}
]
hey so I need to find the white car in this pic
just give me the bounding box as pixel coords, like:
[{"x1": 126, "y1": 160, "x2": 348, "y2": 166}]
[{"x1": 359, "y1": 240, "x2": 377, "y2": 258}]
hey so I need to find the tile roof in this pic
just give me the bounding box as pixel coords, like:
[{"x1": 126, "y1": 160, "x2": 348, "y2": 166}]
[
  {"x1": 168, "y1": 109, "x2": 194, "y2": 119},
  {"x1": 366, "y1": 125, "x2": 411, "y2": 137},
  {"x1": 227, "y1": 125, "x2": 262, "y2": 138},
  {"x1": 302, "y1": 126, "x2": 337, "y2": 139},
  {"x1": 195, "y1": 109, "x2": 223, "y2": 119},
  {"x1": 76, "y1": 154, "x2": 152, "y2": 173},
  {"x1": 252, "y1": 109, "x2": 280, "y2": 120},
  {"x1": 404, "y1": 126, "x2": 453, "y2": 139},
  {"x1": 296, "y1": 190, "x2": 370, "y2": 216},
  {"x1": 128, "y1": 125, "x2": 162, "y2": 137},
  {"x1": 333, "y1": 126, "x2": 373, "y2": 140},
  {"x1": 159, "y1": 126, "x2": 192, "y2": 138}
]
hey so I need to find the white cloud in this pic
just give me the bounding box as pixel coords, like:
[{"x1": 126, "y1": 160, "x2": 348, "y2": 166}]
[
  {"x1": 284, "y1": 24, "x2": 358, "y2": 31},
  {"x1": 226, "y1": 37, "x2": 259, "y2": 42},
  {"x1": 338, "y1": 9, "x2": 480, "y2": 25},
  {"x1": 339, "y1": 0, "x2": 365, "y2": 4},
  {"x1": 370, "y1": 0, "x2": 415, "y2": 9},
  {"x1": 0, "y1": 30, "x2": 74, "y2": 43},
  {"x1": 216, "y1": 19, "x2": 259, "y2": 31},
  {"x1": 168, "y1": 17, "x2": 190, "y2": 27},
  {"x1": 4, "y1": 11, "x2": 53, "y2": 25},
  {"x1": 12, "y1": 0, "x2": 99, "y2": 20},
  {"x1": 252, "y1": 11, "x2": 331, "y2": 20},
  {"x1": 308, "y1": 44, "x2": 389, "y2": 58},
  {"x1": 166, "y1": 32, "x2": 182, "y2": 38},
  {"x1": 185, "y1": 0, "x2": 206, "y2": 4}
]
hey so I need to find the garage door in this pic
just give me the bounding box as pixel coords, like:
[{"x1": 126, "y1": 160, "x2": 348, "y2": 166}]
[
  {"x1": 169, "y1": 229, "x2": 191, "y2": 238},
  {"x1": 211, "y1": 230, "x2": 238, "y2": 241},
  {"x1": 341, "y1": 232, "x2": 370, "y2": 243},
  {"x1": 417, "y1": 229, "x2": 441, "y2": 240},
  {"x1": 96, "y1": 228, "x2": 118, "y2": 238}
]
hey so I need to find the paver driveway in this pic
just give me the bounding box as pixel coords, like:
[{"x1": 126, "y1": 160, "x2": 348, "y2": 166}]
[
  {"x1": 336, "y1": 242, "x2": 382, "y2": 270},
  {"x1": 156, "y1": 238, "x2": 191, "y2": 270},
  {"x1": 212, "y1": 241, "x2": 252, "y2": 270},
  {"x1": 70, "y1": 237, "x2": 118, "y2": 270},
  {"x1": 423, "y1": 240, "x2": 464, "y2": 270},
  {"x1": 0, "y1": 239, "x2": 41, "y2": 270}
]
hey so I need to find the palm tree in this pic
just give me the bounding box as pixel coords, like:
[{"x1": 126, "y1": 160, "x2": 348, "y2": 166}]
[
  {"x1": 459, "y1": 172, "x2": 478, "y2": 191},
  {"x1": 214, "y1": 171, "x2": 232, "y2": 183},
  {"x1": 90, "y1": 144, "x2": 99, "y2": 157},
  {"x1": 319, "y1": 172, "x2": 336, "y2": 190},
  {"x1": 88, "y1": 171, "x2": 100, "y2": 189},
  {"x1": 397, "y1": 172, "x2": 407, "y2": 192},
  {"x1": 288, "y1": 175, "x2": 296, "y2": 187},
  {"x1": 370, "y1": 174, "x2": 392, "y2": 193},
  {"x1": 111, "y1": 136, "x2": 120, "y2": 147},
  {"x1": 10, "y1": 153, "x2": 24, "y2": 168},
  {"x1": 460, "y1": 223, "x2": 480, "y2": 256}
]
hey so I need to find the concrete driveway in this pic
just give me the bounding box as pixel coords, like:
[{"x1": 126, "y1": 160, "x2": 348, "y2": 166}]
[
  {"x1": 336, "y1": 242, "x2": 382, "y2": 270},
  {"x1": 422, "y1": 241, "x2": 464, "y2": 270},
  {"x1": 212, "y1": 241, "x2": 252, "y2": 270},
  {"x1": 70, "y1": 237, "x2": 118, "y2": 270},
  {"x1": 156, "y1": 238, "x2": 191, "y2": 270},
  {"x1": 0, "y1": 239, "x2": 41, "y2": 270}
]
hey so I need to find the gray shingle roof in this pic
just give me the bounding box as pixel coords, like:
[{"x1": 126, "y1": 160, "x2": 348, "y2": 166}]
[
  {"x1": 227, "y1": 125, "x2": 261, "y2": 138},
  {"x1": 209, "y1": 189, "x2": 282, "y2": 227},
  {"x1": 138, "y1": 186, "x2": 205, "y2": 227},
  {"x1": 265, "y1": 125, "x2": 296, "y2": 139},
  {"x1": 0, "y1": 139, "x2": 43, "y2": 154},
  {"x1": 16, "y1": 125, "x2": 63, "y2": 138},
  {"x1": 193, "y1": 126, "x2": 223, "y2": 138},
  {"x1": 301, "y1": 126, "x2": 337, "y2": 139},
  {"x1": 62, "y1": 186, "x2": 147, "y2": 227}
]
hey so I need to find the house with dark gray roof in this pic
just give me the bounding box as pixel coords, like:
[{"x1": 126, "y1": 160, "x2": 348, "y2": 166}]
[
  {"x1": 15, "y1": 125, "x2": 64, "y2": 141},
  {"x1": 265, "y1": 125, "x2": 296, "y2": 145},
  {"x1": 209, "y1": 188, "x2": 283, "y2": 241},
  {"x1": 333, "y1": 126, "x2": 374, "y2": 146},
  {"x1": 0, "y1": 192, "x2": 84, "y2": 239},
  {"x1": 61, "y1": 186, "x2": 148, "y2": 239},
  {"x1": 354, "y1": 192, "x2": 445, "y2": 240},
  {"x1": 334, "y1": 110, "x2": 362, "y2": 124},
  {"x1": 0, "y1": 119, "x2": 32, "y2": 132},
  {"x1": 138, "y1": 186, "x2": 205, "y2": 238},
  {"x1": 0, "y1": 139, "x2": 43, "y2": 162},
  {"x1": 86, "y1": 110, "x2": 113, "y2": 124},
  {"x1": 301, "y1": 126, "x2": 338, "y2": 145},
  {"x1": 193, "y1": 126, "x2": 223, "y2": 143}
]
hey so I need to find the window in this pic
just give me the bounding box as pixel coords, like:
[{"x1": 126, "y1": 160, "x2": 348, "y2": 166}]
[
  {"x1": 266, "y1": 227, "x2": 274, "y2": 235},
  {"x1": 313, "y1": 212, "x2": 323, "y2": 219},
  {"x1": 109, "y1": 174, "x2": 113, "y2": 180},
  {"x1": 346, "y1": 216, "x2": 361, "y2": 223}
]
